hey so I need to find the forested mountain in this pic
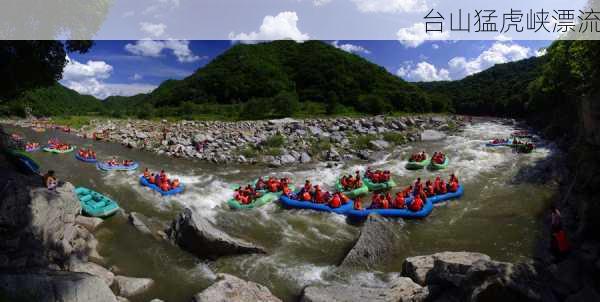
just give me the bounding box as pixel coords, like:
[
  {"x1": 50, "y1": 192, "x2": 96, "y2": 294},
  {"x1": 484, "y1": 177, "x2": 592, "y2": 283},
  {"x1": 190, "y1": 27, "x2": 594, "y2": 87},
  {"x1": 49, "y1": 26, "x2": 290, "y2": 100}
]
[
  {"x1": 104, "y1": 40, "x2": 439, "y2": 119},
  {"x1": 417, "y1": 56, "x2": 546, "y2": 117},
  {"x1": 0, "y1": 84, "x2": 103, "y2": 117}
]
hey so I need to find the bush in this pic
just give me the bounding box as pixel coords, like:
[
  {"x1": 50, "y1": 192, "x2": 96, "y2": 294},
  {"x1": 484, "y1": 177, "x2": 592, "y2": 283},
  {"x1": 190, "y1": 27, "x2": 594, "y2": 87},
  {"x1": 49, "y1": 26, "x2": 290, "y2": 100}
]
[
  {"x1": 309, "y1": 138, "x2": 331, "y2": 155},
  {"x1": 262, "y1": 134, "x2": 285, "y2": 148},
  {"x1": 383, "y1": 132, "x2": 406, "y2": 145},
  {"x1": 350, "y1": 134, "x2": 377, "y2": 150}
]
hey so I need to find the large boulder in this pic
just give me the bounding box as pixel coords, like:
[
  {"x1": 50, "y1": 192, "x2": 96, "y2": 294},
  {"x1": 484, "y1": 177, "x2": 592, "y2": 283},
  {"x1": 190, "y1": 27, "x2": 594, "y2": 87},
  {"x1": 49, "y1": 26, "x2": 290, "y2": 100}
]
[
  {"x1": 191, "y1": 273, "x2": 281, "y2": 302},
  {"x1": 341, "y1": 215, "x2": 400, "y2": 269},
  {"x1": 402, "y1": 251, "x2": 491, "y2": 285},
  {"x1": 300, "y1": 276, "x2": 428, "y2": 302},
  {"x1": 0, "y1": 160, "x2": 85, "y2": 269},
  {"x1": 369, "y1": 140, "x2": 390, "y2": 150},
  {"x1": 0, "y1": 270, "x2": 117, "y2": 302},
  {"x1": 407, "y1": 252, "x2": 557, "y2": 302},
  {"x1": 113, "y1": 275, "x2": 154, "y2": 297},
  {"x1": 68, "y1": 260, "x2": 115, "y2": 287},
  {"x1": 75, "y1": 215, "x2": 104, "y2": 232},
  {"x1": 166, "y1": 208, "x2": 266, "y2": 259}
]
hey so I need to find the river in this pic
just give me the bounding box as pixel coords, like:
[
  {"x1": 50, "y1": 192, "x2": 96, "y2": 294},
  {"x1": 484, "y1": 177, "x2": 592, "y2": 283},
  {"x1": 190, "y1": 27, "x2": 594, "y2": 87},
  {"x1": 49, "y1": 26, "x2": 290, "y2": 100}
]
[{"x1": 3, "y1": 118, "x2": 558, "y2": 302}]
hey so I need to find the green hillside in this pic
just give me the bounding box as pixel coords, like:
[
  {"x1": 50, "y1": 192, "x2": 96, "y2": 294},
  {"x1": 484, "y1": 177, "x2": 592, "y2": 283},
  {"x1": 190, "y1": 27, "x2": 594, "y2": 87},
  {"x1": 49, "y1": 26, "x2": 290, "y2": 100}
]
[
  {"x1": 417, "y1": 56, "x2": 546, "y2": 117},
  {"x1": 0, "y1": 84, "x2": 103, "y2": 117},
  {"x1": 105, "y1": 40, "x2": 438, "y2": 119}
]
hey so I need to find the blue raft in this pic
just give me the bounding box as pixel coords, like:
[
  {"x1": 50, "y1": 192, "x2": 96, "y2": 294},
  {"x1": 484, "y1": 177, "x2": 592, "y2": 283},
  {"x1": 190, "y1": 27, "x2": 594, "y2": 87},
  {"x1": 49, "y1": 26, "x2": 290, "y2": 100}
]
[
  {"x1": 9, "y1": 150, "x2": 40, "y2": 174},
  {"x1": 74, "y1": 187, "x2": 120, "y2": 217},
  {"x1": 279, "y1": 194, "x2": 354, "y2": 215},
  {"x1": 345, "y1": 197, "x2": 434, "y2": 219},
  {"x1": 485, "y1": 141, "x2": 510, "y2": 147},
  {"x1": 75, "y1": 153, "x2": 98, "y2": 163},
  {"x1": 428, "y1": 185, "x2": 464, "y2": 204},
  {"x1": 97, "y1": 161, "x2": 139, "y2": 171},
  {"x1": 139, "y1": 176, "x2": 185, "y2": 196}
]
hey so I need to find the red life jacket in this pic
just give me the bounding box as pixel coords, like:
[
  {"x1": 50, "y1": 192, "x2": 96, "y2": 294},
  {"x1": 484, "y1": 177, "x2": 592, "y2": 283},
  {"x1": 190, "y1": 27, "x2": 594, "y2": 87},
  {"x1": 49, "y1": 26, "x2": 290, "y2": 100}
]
[
  {"x1": 554, "y1": 230, "x2": 570, "y2": 253},
  {"x1": 330, "y1": 195, "x2": 341, "y2": 208},
  {"x1": 450, "y1": 182, "x2": 458, "y2": 192},
  {"x1": 409, "y1": 197, "x2": 423, "y2": 211},
  {"x1": 302, "y1": 191, "x2": 312, "y2": 201},
  {"x1": 394, "y1": 195, "x2": 405, "y2": 208}
]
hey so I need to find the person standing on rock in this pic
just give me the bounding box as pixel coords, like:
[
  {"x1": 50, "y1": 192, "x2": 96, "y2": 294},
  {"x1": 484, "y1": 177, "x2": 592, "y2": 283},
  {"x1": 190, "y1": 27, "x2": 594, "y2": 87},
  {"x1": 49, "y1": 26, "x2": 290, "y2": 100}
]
[{"x1": 42, "y1": 170, "x2": 57, "y2": 191}]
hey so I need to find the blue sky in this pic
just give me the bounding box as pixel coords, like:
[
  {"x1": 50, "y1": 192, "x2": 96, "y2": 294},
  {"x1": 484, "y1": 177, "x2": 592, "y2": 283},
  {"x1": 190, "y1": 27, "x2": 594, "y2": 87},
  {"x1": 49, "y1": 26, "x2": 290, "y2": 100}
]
[{"x1": 61, "y1": 39, "x2": 551, "y2": 99}]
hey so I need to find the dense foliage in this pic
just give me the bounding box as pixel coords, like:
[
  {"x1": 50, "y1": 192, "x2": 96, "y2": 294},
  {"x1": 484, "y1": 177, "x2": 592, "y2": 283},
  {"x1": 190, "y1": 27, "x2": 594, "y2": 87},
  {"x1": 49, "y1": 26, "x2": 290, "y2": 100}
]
[
  {"x1": 104, "y1": 40, "x2": 435, "y2": 119},
  {"x1": 417, "y1": 57, "x2": 545, "y2": 117},
  {"x1": 0, "y1": 84, "x2": 103, "y2": 117},
  {"x1": 0, "y1": 41, "x2": 92, "y2": 101}
]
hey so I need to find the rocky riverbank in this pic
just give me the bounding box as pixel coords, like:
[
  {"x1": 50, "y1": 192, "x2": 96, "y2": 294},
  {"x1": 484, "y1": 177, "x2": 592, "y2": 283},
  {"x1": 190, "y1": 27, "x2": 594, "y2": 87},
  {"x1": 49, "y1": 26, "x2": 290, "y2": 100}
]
[
  {"x1": 2, "y1": 115, "x2": 466, "y2": 165},
  {"x1": 0, "y1": 128, "x2": 159, "y2": 301}
]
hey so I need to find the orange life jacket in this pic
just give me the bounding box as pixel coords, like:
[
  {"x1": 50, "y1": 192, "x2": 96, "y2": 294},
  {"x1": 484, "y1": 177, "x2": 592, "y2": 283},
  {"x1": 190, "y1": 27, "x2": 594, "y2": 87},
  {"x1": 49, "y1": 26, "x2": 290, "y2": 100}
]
[
  {"x1": 394, "y1": 195, "x2": 405, "y2": 208},
  {"x1": 302, "y1": 191, "x2": 312, "y2": 201}
]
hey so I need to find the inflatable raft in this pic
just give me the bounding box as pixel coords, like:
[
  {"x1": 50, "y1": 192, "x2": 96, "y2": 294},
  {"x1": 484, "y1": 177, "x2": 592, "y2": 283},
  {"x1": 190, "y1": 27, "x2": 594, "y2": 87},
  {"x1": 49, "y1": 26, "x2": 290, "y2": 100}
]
[
  {"x1": 8, "y1": 149, "x2": 40, "y2": 174},
  {"x1": 405, "y1": 157, "x2": 431, "y2": 170},
  {"x1": 227, "y1": 192, "x2": 280, "y2": 210},
  {"x1": 486, "y1": 141, "x2": 510, "y2": 147},
  {"x1": 43, "y1": 146, "x2": 75, "y2": 154},
  {"x1": 139, "y1": 176, "x2": 184, "y2": 196},
  {"x1": 428, "y1": 185, "x2": 464, "y2": 204},
  {"x1": 75, "y1": 153, "x2": 98, "y2": 163},
  {"x1": 335, "y1": 179, "x2": 369, "y2": 198},
  {"x1": 74, "y1": 187, "x2": 120, "y2": 217},
  {"x1": 97, "y1": 161, "x2": 139, "y2": 171},
  {"x1": 363, "y1": 176, "x2": 396, "y2": 191},
  {"x1": 278, "y1": 194, "x2": 354, "y2": 215},
  {"x1": 345, "y1": 197, "x2": 433, "y2": 219},
  {"x1": 429, "y1": 157, "x2": 449, "y2": 170}
]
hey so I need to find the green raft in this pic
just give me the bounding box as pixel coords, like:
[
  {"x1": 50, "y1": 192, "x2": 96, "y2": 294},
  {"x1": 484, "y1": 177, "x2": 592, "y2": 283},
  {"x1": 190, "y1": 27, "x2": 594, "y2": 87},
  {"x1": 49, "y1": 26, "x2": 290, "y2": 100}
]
[
  {"x1": 74, "y1": 187, "x2": 120, "y2": 217},
  {"x1": 227, "y1": 192, "x2": 280, "y2": 210},
  {"x1": 335, "y1": 179, "x2": 369, "y2": 198},
  {"x1": 363, "y1": 176, "x2": 396, "y2": 191},
  {"x1": 43, "y1": 146, "x2": 75, "y2": 154},
  {"x1": 429, "y1": 157, "x2": 449, "y2": 170},
  {"x1": 405, "y1": 157, "x2": 431, "y2": 170}
]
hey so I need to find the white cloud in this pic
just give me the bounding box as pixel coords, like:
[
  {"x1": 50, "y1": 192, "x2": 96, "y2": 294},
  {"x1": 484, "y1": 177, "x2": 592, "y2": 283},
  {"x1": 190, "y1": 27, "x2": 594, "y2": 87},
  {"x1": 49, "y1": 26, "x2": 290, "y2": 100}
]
[
  {"x1": 140, "y1": 22, "x2": 167, "y2": 38},
  {"x1": 130, "y1": 73, "x2": 143, "y2": 81},
  {"x1": 62, "y1": 56, "x2": 112, "y2": 81},
  {"x1": 351, "y1": 0, "x2": 427, "y2": 13},
  {"x1": 61, "y1": 56, "x2": 156, "y2": 99},
  {"x1": 125, "y1": 39, "x2": 201, "y2": 63},
  {"x1": 431, "y1": 43, "x2": 439, "y2": 49},
  {"x1": 448, "y1": 42, "x2": 531, "y2": 78},
  {"x1": 397, "y1": 61, "x2": 450, "y2": 82},
  {"x1": 64, "y1": 79, "x2": 157, "y2": 99},
  {"x1": 396, "y1": 22, "x2": 449, "y2": 48},
  {"x1": 332, "y1": 41, "x2": 370, "y2": 54},
  {"x1": 229, "y1": 11, "x2": 309, "y2": 42}
]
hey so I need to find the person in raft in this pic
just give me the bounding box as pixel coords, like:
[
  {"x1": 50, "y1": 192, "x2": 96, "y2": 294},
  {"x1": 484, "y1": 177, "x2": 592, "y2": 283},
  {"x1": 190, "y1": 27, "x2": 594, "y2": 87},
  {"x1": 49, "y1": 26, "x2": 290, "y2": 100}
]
[
  {"x1": 143, "y1": 168, "x2": 181, "y2": 192},
  {"x1": 122, "y1": 159, "x2": 134, "y2": 166},
  {"x1": 365, "y1": 168, "x2": 391, "y2": 184},
  {"x1": 340, "y1": 171, "x2": 363, "y2": 190},
  {"x1": 328, "y1": 192, "x2": 350, "y2": 208},
  {"x1": 78, "y1": 148, "x2": 96, "y2": 159},
  {"x1": 409, "y1": 193, "x2": 424, "y2": 211},
  {"x1": 431, "y1": 152, "x2": 446, "y2": 164},
  {"x1": 26, "y1": 142, "x2": 39, "y2": 150},
  {"x1": 409, "y1": 151, "x2": 427, "y2": 162}
]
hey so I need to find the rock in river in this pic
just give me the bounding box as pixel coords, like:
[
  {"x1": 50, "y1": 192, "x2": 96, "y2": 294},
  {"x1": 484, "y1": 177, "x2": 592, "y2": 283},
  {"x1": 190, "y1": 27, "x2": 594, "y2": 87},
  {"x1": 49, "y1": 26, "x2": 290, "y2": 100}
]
[
  {"x1": 166, "y1": 208, "x2": 266, "y2": 259},
  {"x1": 401, "y1": 251, "x2": 491, "y2": 285},
  {"x1": 113, "y1": 275, "x2": 155, "y2": 297},
  {"x1": 300, "y1": 276, "x2": 428, "y2": 302},
  {"x1": 192, "y1": 273, "x2": 282, "y2": 302},
  {"x1": 0, "y1": 270, "x2": 117, "y2": 302},
  {"x1": 341, "y1": 215, "x2": 401, "y2": 269}
]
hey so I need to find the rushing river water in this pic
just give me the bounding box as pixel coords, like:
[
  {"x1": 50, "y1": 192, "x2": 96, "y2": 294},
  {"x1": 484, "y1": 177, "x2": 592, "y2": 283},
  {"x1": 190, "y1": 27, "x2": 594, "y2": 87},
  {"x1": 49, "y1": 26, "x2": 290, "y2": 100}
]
[{"x1": 4, "y1": 118, "x2": 558, "y2": 302}]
